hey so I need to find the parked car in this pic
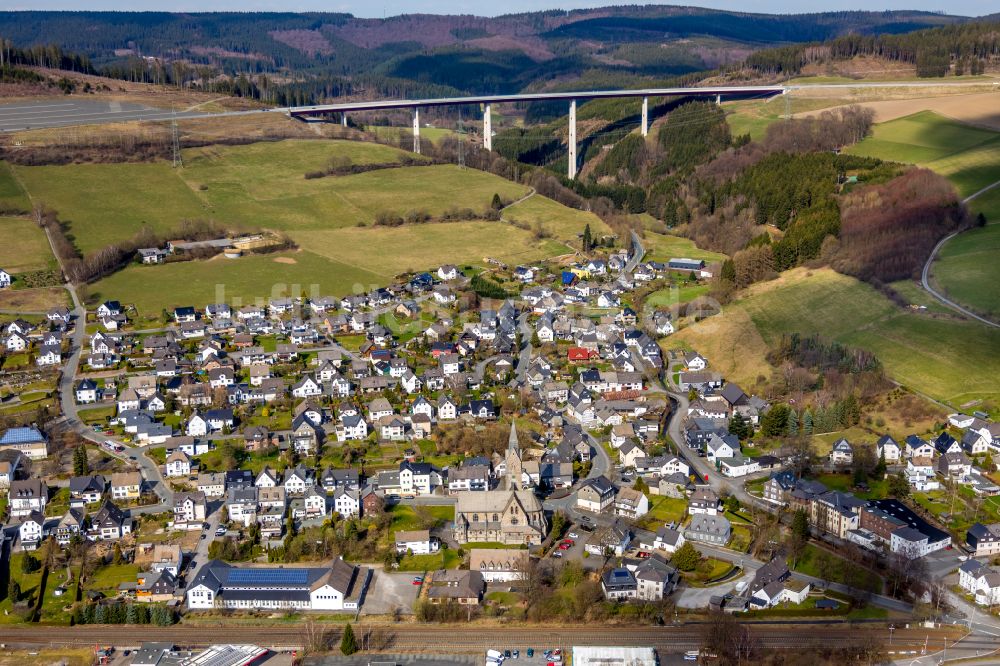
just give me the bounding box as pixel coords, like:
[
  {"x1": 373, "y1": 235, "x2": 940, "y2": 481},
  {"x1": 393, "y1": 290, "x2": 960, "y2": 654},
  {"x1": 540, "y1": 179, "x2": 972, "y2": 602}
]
[
  {"x1": 568, "y1": 532, "x2": 578, "y2": 539},
  {"x1": 551, "y1": 552, "x2": 563, "y2": 558},
  {"x1": 412, "y1": 576, "x2": 424, "y2": 585}
]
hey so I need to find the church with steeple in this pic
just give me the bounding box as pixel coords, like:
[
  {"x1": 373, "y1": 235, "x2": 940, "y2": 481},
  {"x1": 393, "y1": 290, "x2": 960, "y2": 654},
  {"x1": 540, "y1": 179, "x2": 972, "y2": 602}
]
[{"x1": 453, "y1": 422, "x2": 548, "y2": 546}]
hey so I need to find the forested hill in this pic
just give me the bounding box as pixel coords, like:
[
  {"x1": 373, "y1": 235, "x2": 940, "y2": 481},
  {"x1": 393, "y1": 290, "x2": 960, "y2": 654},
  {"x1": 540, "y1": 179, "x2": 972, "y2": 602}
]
[
  {"x1": 744, "y1": 19, "x2": 1000, "y2": 76},
  {"x1": 0, "y1": 8, "x2": 977, "y2": 101}
]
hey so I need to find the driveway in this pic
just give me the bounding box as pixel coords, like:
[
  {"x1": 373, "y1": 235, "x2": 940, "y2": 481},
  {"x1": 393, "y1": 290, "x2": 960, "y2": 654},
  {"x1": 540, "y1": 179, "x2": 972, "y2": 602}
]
[
  {"x1": 361, "y1": 569, "x2": 419, "y2": 615},
  {"x1": 675, "y1": 566, "x2": 755, "y2": 609}
]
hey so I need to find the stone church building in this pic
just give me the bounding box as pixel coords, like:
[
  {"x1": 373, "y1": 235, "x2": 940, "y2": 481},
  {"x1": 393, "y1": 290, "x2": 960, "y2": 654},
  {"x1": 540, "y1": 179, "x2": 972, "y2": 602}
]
[{"x1": 453, "y1": 423, "x2": 547, "y2": 545}]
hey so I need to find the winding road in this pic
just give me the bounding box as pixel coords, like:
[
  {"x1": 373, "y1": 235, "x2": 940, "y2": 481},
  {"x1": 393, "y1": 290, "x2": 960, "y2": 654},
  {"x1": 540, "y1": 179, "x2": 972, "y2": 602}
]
[{"x1": 919, "y1": 180, "x2": 1000, "y2": 329}]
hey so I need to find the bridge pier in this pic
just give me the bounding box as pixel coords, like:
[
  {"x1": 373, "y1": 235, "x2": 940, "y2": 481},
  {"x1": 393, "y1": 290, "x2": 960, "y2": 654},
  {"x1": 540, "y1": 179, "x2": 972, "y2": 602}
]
[
  {"x1": 716, "y1": 94, "x2": 722, "y2": 105},
  {"x1": 484, "y1": 103, "x2": 492, "y2": 151},
  {"x1": 641, "y1": 96, "x2": 648, "y2": 137},
  {"x1": 568, "y1": 99, "x2": 577, "y2": 180},
  {"x1": 341, "y1": 113, "x2": 347, "y2": 127},
  {"x1": 413, "y1": 108, "x2": 421, "y2": 154}
]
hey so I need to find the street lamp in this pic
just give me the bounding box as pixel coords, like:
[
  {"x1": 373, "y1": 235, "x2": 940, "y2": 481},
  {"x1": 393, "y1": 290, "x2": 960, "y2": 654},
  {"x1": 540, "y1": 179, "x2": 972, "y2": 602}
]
[{"x1": 889, "y1": 625, "x2": 895, "y2": 645}]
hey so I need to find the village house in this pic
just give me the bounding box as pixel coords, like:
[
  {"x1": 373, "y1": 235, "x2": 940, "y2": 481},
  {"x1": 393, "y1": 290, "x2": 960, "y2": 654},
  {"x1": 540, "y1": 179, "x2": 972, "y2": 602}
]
[
  {"x1": 394, "y1": 529, "x2": 439, "y2": 555},
  {"x1": 469, "y1": 548, "x2": 528, "y2": 582},
  {"x1": 577, "y1": 475, "x2": 616, "y2": 513},
  {"x1": 426, "y1": 570, "x2": 485, "y2": 605},
  {"x1": 165, "y1": 450, "x2": 192, "y2": 478},
  {"x1": 9, "y1": 478, "x2": 47, "y2": 518},
  {"x1": 685, "y1": 514, "x2": 731, "y2": 545},
  {"x1": 111, "y1": 471, "x2": 143, "y2": 501}
]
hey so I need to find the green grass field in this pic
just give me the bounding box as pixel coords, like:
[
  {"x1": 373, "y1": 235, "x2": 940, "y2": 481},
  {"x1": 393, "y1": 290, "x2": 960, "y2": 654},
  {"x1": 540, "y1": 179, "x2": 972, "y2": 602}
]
[
  {"x1": 14, "y1": 161, "x2": 210, "y2": 253},
  {"x1": 847, "y1": 111, "x2": 1000, "y2": 321},
  {"x1": 723, "y1": 97, "x2": 851, "y2": 141},
  {"x1": 0, "y1": 216, "x2": 55, "y2": 274},
  {"x1": 502, "y1": 194, "x2": 611, "y2": 240},
  {"x1": 847, "y1": 111, "x2": 1000, "y2": 197},
  {"x1": 642, "y1": 230, "x2": 728, "y2": 264},
  {"x1": 645, "y1": 283, "x2": 710, "y2": 308},
  {"x1": 927, "y1": 187, "x2": 1000, "y2": 320},
  {"x1": 15, "y1": 138, "x2": 598, "y2": 310},
  {"x1": 388, "y1": 504, "x2": 455, "y2": 534},
  {"x1": 294, "y1": 221, "x2": 567, "y2": 281},
  {"x1": 89, "y1": 250, "x2": 383, "y2": 317},
  {"x1": 11, "y1": 140, "x2": 530, "y2": 253},
  {"x1": 0, "y1": 161, "x2": 31, "y2": 213},
  {"x1": 668, "y1": 268, "x2": 1000, "y2": 409}
]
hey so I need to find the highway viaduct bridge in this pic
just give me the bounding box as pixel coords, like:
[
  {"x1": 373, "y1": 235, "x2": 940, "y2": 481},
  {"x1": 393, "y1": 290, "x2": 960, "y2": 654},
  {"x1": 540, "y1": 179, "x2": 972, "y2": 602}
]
[{"x1": 285, "y1": 85, "x2": 786, "y2": 179}]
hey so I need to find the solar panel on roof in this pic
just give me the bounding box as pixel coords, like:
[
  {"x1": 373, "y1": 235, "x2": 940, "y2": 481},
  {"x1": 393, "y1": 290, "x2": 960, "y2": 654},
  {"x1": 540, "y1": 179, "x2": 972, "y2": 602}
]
[
  {"x1": 0, "y1": 427, "x2": 44, "y2": 444},
  {"x1": 226, "y1": 568, "x2": 310, "y2": 585}
]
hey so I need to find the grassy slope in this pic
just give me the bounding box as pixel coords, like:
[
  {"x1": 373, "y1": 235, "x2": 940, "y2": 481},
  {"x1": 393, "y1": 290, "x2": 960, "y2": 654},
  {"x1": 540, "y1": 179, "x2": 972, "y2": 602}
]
[
  {"x1": 0, "y1": 216, "x2": 56, "y2": 274},
  {"x1": 0, "y1": 162, "x2": 31, "y2": 213},
  {"x1": 931, "y1": 187, "x2": 1000, "y2": 319},
  {"x1": 295, "y1": 222, "x2": 567, "y2": 279},
  {"x1": 666, "y1": 268, "x2": 1000, "y2": 409},
  {"x1": 14, "y1": 138, "x2": 601, "y2": 311},
  {"x1": 642, "y1": 230, "x2": 728, "y2": 264},
  {"x1": 847, "y1": 111, "x2": 1000, "y2": 197},
  {"x1": 90, "y1": 250, "x2": 384, "y2": 317},
  {"x1": 847, "y1": 111, "x2": 1000, "y2": 319},
  {"x1": 12, "y1": 140, "x2": 529, "y2": 252},
  {"x1": 502, "y1": 194, "x2": 611, "y2": 240}
]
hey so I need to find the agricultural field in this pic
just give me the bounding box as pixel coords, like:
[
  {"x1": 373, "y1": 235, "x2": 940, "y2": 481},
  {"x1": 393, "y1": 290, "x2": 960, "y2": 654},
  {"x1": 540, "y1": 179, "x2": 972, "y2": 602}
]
[
  {"x1": 666, "y1": 267, "x2": 1000, "y2": 411},
  {"x1": 847, "y1": 111, "x2": 1000, "y2": 322},
  {"x1": 797, "y1": 90, "x2": 1000, "y2": 133},
  {"x1": 0, "y1": 286, "x2": 70, "y2": 312},
  {"x1": 641, "y1": 230, "x2": 728, "y2": 264},
  {"x1": 10, "y1": 140, "x2": 531, "y2": 252},
  {"x1": 724, "y1": 96, "x2": 848, "y2": 141},
  {"x1": 14, "y1": 138, "x2": 600, "y2": 310},
  {"x1": 927, "y1": 187, "x2": 1000, "y2": 320},
  {"x1": 502, "y1": 193, "x2": 611, "y2": 240},
  {"x1": 295, "y1": 221, "x2": 567, "y2": 282},
  {"x1": 0, "y1": 216, "x2": 57, "y2": 275},
  {"x1": 89, "y1": 250, "x2": 383, "y2": 319},
  {"x1": 0, "y1": 161, "x2": 30, "y2": 213},
  {"x1": 847, "y1": 111, "x2": 1000, "y2": 197},
  {"x1": 645, "y1": 283, "x2": 710, "y2": 308}
]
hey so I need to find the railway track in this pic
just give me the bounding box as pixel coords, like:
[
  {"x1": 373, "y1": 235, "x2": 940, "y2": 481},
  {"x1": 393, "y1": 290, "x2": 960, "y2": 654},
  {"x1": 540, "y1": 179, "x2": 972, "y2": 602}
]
[{"x1": 0, "y1": 624, "x2": 968, "y2": 653}]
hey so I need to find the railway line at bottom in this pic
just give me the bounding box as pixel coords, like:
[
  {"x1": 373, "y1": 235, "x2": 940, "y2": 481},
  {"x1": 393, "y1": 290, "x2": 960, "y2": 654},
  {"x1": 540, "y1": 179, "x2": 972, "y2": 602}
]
[{"x1": 0, "y1": 623, "x2": 970, "y2": 654}]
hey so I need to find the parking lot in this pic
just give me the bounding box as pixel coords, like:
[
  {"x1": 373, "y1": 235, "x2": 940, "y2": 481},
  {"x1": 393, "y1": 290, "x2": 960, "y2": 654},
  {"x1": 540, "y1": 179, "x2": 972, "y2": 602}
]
[
  {"x1": 546, "y1": 526, "x2": 594, "y2": 566},
  {"x1": 486, "y1": 648, "x2": 566, "y2": 666},
  {"x1": 361, "y1": 569, "x2": 420, "y2": 615}
]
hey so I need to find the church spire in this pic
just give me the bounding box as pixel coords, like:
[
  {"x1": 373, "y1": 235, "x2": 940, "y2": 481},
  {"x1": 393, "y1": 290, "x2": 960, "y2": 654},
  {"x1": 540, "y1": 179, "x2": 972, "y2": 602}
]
[{"x1": 505, "y1": 421, "x2": 522, "y2": 491}]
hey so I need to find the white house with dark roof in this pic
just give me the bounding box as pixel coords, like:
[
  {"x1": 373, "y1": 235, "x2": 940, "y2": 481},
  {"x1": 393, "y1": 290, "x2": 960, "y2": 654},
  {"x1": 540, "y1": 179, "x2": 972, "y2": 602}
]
[
  {"x1": 876, "y1": 435, "x2": 901, "y2": 463},
  {"x1": 829, "y1": 438, "x2": 854, "y2": 465}
]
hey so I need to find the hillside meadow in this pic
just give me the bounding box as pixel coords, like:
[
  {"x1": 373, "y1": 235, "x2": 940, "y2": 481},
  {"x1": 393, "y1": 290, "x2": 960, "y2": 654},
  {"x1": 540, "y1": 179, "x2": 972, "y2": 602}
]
[
  {"x1": 0, "y1": 217, "x2": 56, "y2": 275},
  {"x1": 847, "y1": 111, "x2": 1000, "y2": 322},
  {"x1": 665, "y1": 268, "x2": 1000, "y2": 411},
  {"x1": 847, "y1": 110, "x2": 1000, "y2": 197},
  {"x1": 88, "y1": 250, "x2": 384, "y2": 318},
  {"x1": 8, "y1": 137, "x2": 608, "y2": 309},
  {"x1": 929, "y1": 187, "x2": 1000, "y2": 320}
]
